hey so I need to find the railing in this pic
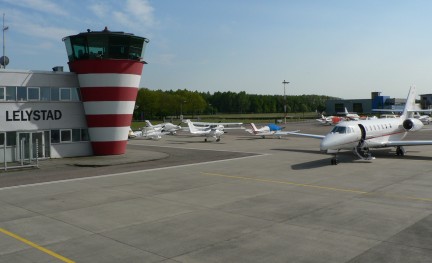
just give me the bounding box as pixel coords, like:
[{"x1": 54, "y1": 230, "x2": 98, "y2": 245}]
[{"x1": 2, "y1": 137, "x2": 39, "y2": 171}]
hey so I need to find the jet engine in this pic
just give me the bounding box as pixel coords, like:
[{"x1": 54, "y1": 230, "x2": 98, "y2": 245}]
[{"x1": 403, "y1": 118, "x2": 424, "y2": 131}]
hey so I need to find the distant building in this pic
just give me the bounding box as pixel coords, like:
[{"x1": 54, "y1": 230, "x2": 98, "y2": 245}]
[
  {"x1": 420, "y1": 94, "x2": 432, "y2": 109},
  {"x1": 325, "y1": 91, "x2": 407, "y2": 115}
]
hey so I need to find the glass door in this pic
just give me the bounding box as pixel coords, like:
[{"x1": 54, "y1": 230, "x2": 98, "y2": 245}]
[
  {"x1": 18, "y1": 132, "x2": 30, "y2": 160},
  {"x1": 32, "y1": 132, "x2": 44, "y2": 158},
  {"x1": 17, "y1": 132, "x2": 46, "y2": 160}
]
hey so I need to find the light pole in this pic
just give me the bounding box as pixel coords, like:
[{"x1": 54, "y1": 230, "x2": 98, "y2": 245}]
[
  {"x1": 1, "y1": 13, "x2": 9, "y2": 69},
  {"x1": 180, "y1": 100, "x2": 187, "y2": 120},
  {"x1": 282, "y1": 80, "x2": 289, "y2": 124}
]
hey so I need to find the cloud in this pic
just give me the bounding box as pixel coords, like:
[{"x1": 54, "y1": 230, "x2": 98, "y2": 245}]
[
  {"x1": 125, "y1": 0, "x2": 155, "y2": 27},
  {"x1": 88, "y1": 0, "x2": 156, "y2": 30},
  {"x1": 3, "y1": 0, "x2": 68, "y2": 16},
  {"x1": 89, "y1": 3, "x2": 110, "y2": 19}
]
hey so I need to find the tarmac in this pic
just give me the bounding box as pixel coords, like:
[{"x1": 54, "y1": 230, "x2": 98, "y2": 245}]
[{"x1": 1, "y1": 121, "x2": 432, "y2": 262}]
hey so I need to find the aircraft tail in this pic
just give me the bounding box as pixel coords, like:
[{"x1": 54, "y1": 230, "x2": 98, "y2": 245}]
[
  {"x1": 145, "y1": 120, "x2": 153, "y2": 127},
  {"x1": 250, "y1": 123, "x2": 258, "y2": 134},
  {"x1": 186, "y1": 119, "x2": 198, "y2": 133},
  {"x1": 401, "y1": 86, "x2": 417, "y2": 119}
]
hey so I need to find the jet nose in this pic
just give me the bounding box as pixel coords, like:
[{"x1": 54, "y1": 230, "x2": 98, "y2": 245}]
[{"x1": 320, "y1": 134, "x2": 337, "y2": 151}]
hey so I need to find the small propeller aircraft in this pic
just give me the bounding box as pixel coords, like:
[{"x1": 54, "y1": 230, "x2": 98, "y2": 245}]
[
  {"x1": 246, "y1": 123, "x2": 299, "y2": 138},
  {"x1": 184, "y1": 119, "x2": 224, "y2": 142},
  {"x1": 341, "y1": 107, "x2": 360, "y2": 120},
  {"x1": 145, "y1": 120, "x2": 181, "y2": 135},
  {"x1": 285, "y1": 86, "x2": 432, "y2": 165},
  {"x1": 316, "y1": 114, "x2": 345, "y2": 125},
  {"x1": 128, "y1": 127, "x2": 163, "y2": 140}
]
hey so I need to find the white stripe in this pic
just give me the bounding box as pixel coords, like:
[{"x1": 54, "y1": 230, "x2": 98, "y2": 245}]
[
  {"x1": 78, "y1": 74, "x2": 141, "y2": 87},
  {"x1": 83, "y1": 101, "x2": 136, "y2": 115},
  {"x1": 89, "y1": 127, "x2": 130, "y2": 141},
  {"x1": 0, "y1": 154, "x2": 265, "y2": 191}
]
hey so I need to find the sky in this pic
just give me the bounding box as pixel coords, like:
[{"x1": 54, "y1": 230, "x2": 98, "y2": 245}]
[{"x1": 2, "y1": 0, "x2": 432, "y2": 99}]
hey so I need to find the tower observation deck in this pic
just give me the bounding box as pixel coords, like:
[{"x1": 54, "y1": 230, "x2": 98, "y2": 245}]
[{"x1": 63, "y1": 27, "x2": 149, "y2": 155}]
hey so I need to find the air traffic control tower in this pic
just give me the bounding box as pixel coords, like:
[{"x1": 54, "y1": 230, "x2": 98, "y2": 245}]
[{"x1": 63, "y1": 27, "x2": 149, "y2": 155}]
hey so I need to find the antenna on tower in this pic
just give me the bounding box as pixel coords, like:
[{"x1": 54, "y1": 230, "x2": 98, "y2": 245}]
[{"x1": 1, "y1": 13, "x2": 9, "y2": 69}]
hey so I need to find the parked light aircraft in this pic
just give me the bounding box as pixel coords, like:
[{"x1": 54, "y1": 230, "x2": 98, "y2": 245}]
[
  {"x1": 246, "y1": 123, "x2": 299, "y2": 138},
  {"x1": 186, "y1": 120, "x2": 243, "y2": 132},
  {"x1": 342, "y1": 107, "x2": 360, "y2": 120},
  {"x1": 316, "y1": 114, "x2": 344, "y2": 125},
  {"x1": 128, "y1": 127, "x2": 162, "y2": 140},
  {"x1": 145, "y1": 120, "x2": 181, "y2": 135},
  {"x1": 414, "y1": 113, "x2": 431, "y2": 124},
  {"x1": 286, "y1": 86, "x2": 432, "y2": 165},
  {"x1": 185, "y1": 119, "x2": 224, "y2": 142}
]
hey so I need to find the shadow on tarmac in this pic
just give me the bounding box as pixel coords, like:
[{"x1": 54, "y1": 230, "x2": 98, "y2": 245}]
[{"x1": 272, "y1": 147, "x2": 432, "y2": 170}]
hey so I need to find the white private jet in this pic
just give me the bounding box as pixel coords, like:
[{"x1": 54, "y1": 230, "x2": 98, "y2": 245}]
[
  {"x1": 145, "y1": 120, "x2": 181, "y2": 135},
  {"x1": 185, "y1": 119, "x2": 224, "y2": 142},
  {"x1": 286, "y1": 86, "x2": 432, "y2": 165}
]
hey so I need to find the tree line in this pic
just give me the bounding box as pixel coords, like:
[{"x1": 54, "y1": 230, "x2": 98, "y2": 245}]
[{"x1": 134, "y1": 88, "x2": 337, "y2": 120}]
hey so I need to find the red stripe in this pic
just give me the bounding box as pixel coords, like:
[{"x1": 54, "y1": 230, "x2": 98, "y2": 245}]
[
  {"x1": 86, "y1": 114, "x2": 133, "y2": 127},
  {"x1": 80, "y1": 87, "x2": 138, "y2": 102},
  {"x1": 91, "y1": 141, "x2": 127, "y2": 155},
  {"x1": 69, "y1": 59, "x2": 144, "y2": 75}
]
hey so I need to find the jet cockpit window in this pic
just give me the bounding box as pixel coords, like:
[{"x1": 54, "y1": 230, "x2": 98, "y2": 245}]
[{"x1": 331, "y1": 126, "x2": 347, "y2": 133}]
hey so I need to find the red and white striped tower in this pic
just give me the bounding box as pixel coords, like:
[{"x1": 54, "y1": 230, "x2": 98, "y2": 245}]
[{"x1": 64, "y1": 28, "x2": 149, "y2": 155}]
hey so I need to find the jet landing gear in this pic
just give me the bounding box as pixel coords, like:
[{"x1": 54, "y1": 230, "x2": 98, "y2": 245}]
[
  {"x1": 330, "y1": 154, "x2": 339, "y2": 165},
  {"x1": 396, "y1": 146, "x2": 405, "y2": 156}
]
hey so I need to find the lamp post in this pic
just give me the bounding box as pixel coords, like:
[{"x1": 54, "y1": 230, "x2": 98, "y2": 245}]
[
  {"x1": 180, "y1": 100, "x2": 187, "y2": 120},
  {"x1": 1, "y1": 13, "x2": 9, "y2": 69},
  {"x1": 282, "y1": 80, "x2": 289, "y2": 124}
]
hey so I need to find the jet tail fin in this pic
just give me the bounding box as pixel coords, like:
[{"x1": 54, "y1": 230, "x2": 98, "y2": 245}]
[{"x1": 401, "y1": 86, "x2": 417, "y2": 119}]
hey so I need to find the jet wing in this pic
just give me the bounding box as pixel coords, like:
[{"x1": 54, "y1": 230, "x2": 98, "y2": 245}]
[
  {"x1": 281, "y1": 131, "x2": 325, "y2": 139},
  {"x1": 380, "y1": 140, "x2": 432, "y2": 147}
]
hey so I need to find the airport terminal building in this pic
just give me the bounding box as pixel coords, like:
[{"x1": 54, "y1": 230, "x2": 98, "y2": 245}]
[{"x1": 0, "y1": 28, "x2": 149, "y2": 163}]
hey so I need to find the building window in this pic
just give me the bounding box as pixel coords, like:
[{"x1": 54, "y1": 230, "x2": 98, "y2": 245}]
[
  {"x1": 28, "y1": 87, "x2": 40, "y2": 100},
  {"x1": 40, "y1": 87, "x2": 51, "y2": 101},
  {"x1": 51, "y1": 130, "x2": 60, "y2": 143},
  {"x1": 72, "y1": 129, "x2": 81, "y2": 142},
  {"x1": 0, "y1": 87, "x2": 4, "y2": 100},
  {"x1": 6, "y1": 132, "x2": 16, "y2": 146},
  {"x1": 6, "y1": 86, "x2": 16, "y2": 101},
  {"x1": 71, "y1": 88, "x2": 81, "y2": 101},
  {"x1": 81, "y1": 129, "x2": 89, "y2": 141},
  {"x1": 17, "y1": 87, "x2": 27, "y2": 101},
  {"x1": 51, "y1": 87, "x2": 60, "y2": 101},
  {"x1": 60, "y1": 88, "x2": 71, "y2": 101},
  {"x1": 0, "y1": 133, "x2": 4, "y2": 146},
  {"x1": 61, "y1": 129, "x2": 72, "y2": 142}
]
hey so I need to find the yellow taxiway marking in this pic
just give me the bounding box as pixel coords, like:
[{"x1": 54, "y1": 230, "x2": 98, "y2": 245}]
[
  {"x1": 0, "y1": 227, "x2": 75, "y2": 263},
  {"x1": 201, "y1": 172, "x2": 432, "y2": 203}
]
